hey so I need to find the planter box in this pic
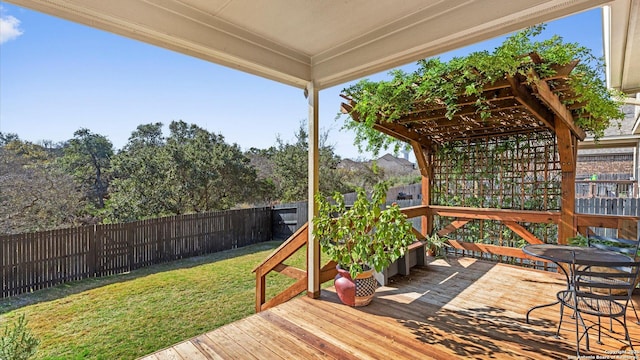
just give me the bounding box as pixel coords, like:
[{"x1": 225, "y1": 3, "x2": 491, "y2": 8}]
[{"x1": 373, "y1": 240, "x2": 427, "y2": 286}]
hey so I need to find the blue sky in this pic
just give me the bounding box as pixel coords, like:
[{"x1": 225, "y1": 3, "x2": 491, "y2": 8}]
[{"x1": 0, "y1": 4, "x2": 603, "y2": 160}]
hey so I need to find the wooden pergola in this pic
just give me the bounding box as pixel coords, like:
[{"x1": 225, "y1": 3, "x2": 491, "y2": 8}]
[{"x1": 340, "y1": 54, "x2": 588, "y2": 252}]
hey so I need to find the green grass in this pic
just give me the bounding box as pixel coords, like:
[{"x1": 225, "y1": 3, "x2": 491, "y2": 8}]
[{"x1": 0, "y1": 240, "x2": 309, "y2": 359}]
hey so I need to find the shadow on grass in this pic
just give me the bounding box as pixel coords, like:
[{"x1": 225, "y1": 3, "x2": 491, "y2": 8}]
[{"x1": 0, "y1": 240, "x2": 284, "y2": 314}]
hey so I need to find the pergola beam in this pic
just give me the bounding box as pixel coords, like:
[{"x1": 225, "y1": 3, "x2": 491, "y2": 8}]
[
  {"x1": 340, "y1": 102, "x2": 429, "y2": 145},
  {"x1": 506, "y1": 74, "x2": 556, "y2": 132},
  {"x1": 532, "y1": 76, "x2": 587, "y2": 140}
]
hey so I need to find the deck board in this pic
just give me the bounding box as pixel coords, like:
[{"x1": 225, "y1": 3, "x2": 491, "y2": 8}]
[{"x1": 144, "y1": 257, "x2": 640, "y2": 359}]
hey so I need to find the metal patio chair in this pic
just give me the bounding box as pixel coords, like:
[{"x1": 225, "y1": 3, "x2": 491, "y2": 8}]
[
  {"x1": 586, "y1": 230, "x2": 640, "y2": 325},
  {"x1": 556, "y1": 254, "x2": 640, "y2": 357}
]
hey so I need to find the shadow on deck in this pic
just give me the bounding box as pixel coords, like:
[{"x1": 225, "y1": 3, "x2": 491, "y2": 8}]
[{"x1": 142, "y1": 257, "x2": 640, "y2": 359}]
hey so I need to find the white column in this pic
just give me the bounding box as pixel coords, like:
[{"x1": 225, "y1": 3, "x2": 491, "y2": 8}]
[{"x1": 307, "y1": 81, "x2": 321, "y2": 298}]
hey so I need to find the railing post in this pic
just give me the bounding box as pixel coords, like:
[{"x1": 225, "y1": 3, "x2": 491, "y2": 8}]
[{"x1": 255, "y1": 268, "x2": 265, "y2": 312}]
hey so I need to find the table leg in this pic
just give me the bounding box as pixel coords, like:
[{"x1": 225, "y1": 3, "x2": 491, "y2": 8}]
[{"x1": 525, "y1": 262, "x2": 570, "y2": 324}]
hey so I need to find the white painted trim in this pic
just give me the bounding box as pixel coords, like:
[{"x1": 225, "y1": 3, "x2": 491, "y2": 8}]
[{"x1": 307, "y1": 81, "x2": 320, "y2": 296}]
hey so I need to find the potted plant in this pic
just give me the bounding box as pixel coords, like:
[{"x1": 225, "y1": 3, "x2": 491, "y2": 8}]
[{"x1": 313, "y1": 181, "x2": 416, "y2": 306}]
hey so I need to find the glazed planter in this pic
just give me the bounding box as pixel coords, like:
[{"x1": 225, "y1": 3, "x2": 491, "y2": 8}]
[{"x1": 334, "y1": 266, "x2": 378, "y2": 306}]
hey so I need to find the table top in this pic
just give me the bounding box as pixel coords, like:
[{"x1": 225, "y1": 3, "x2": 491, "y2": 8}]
[{"x1": 523, "y1": 244, "x2": 633, "y2": 264}]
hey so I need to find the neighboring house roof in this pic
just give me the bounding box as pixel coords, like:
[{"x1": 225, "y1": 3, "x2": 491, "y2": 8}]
[
  {"x1": 580, "y1": 102, "x2": 640, "y2": 149},
  {"x1": 377, "y1": 153, "x2": 414, "y2": 167}
]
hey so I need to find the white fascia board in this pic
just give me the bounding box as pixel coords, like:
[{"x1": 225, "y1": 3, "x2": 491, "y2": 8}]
[
  {"x1": 580, "y1": 134, "x2": 640, "y2": 149},
  {"x1": 604, "y1": 0, "x2": 633, "y2": 91},
  {"x1": 603, "y1": 5, "x2": 613, "y2": 89}
]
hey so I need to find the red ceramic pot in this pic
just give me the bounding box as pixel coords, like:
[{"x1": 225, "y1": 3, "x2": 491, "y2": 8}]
[{"x1": 334, "y1": 265, "x2": 378, "y2": 306}]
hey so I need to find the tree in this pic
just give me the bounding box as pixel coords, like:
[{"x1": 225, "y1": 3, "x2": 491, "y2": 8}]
[
  {"x1": 165, "y1": 120, "x2": 258, "y2": 212},
  {"x1": 105, "y1": 122, "x2": 172, "y2": 221},
  {"x1": 105, "y1": 121, "x2": 265, "y2": 222},
  {"x1": 0, "y1": 132, "x2": 20, "y2": 146},
  {"x1": 270, "y1": 122, "x2": 351, "y2": 202},
  {"x1": 0, "y1": 143, "x2": 84, "y2": 234},
  {"x1": 59, "y1": 129, "x2": 114, "y2": 210}
]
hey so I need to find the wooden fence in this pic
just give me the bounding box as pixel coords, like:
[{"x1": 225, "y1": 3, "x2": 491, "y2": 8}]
[{"x1": 1, "y1": 207, "x2": 271, "y2": 298}]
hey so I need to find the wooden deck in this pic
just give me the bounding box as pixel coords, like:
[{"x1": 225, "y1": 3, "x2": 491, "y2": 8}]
[{"x1": 142, "y1": 257, "x2": 640, "y2": 359}]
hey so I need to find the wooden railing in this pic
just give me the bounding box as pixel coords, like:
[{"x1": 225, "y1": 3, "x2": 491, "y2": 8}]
[
  {"x1": 253, "y1": 223, "x2": 337, "y2": 313},
  {"x1": 416, "y1": 205, "x2": 638, "y2": 262},
  {"x1": 426, "y1": 206, "x2": 560, "y2": 262},
  {"x1": 254, "y1": 205, "x2": 639, "y2": 312},
  {"x1": 576, "y1": 213, "x2": 640, "y2": 239}
]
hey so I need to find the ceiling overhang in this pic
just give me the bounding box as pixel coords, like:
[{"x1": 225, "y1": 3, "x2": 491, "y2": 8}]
[
  {"x1": 6, "y1": 0, "x2": 613, "y2": 91},
  {"x1": 604, "y1": 0, "x2": 640, "y2": 94}
]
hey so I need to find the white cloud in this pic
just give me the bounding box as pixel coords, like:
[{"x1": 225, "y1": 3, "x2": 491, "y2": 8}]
[{"x1": 0, "y1": 7, "x2": 24, "y2": 44}]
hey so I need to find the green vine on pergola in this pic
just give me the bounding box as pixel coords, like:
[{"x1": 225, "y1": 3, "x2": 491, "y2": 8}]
[{"x1": 340, "y1": 25, "x2": 625, "y2": 156}]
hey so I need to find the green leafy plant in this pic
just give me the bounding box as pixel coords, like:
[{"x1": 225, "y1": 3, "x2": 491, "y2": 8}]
[
  {"x1": 0, "y1": 314, "x2": 39, "y2": 360},
  {"x1": 313, "y1": 182, "x2": 416, "y2": 279},
  {"x1": 568, "y1": 234, "x2": 589, "y2": 247},
  {"x1": 342, "y1": 25, "x2": 624, "y2": 156},
  {"x1": 425, "y1": 233, "x2": 450, "y2": 258}
]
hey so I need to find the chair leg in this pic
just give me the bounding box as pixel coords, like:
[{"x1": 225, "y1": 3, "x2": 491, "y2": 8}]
[
  {"x1": 574, "y1": 304, "x2": 581, "y2": 358},
  {"x1": 556, "y1": 302, "x2": 565, "y2": 338},
  {"x1": 631, "y1": 299, "x2": 640, "y2": 325},
  {"x1": 575, "y1": 311, "x2": 591, "y2": 351},
  {"x1": 597, "y1": 315, "x2": 603, "y2": 345},
  {"x1": 622, "y1": 317, "x2": 637, "y2": 360}
]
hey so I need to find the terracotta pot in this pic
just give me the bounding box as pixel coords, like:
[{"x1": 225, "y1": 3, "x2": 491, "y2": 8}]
[{"x1": 334, "y1": 266, "x2": 378, "y2": 306}]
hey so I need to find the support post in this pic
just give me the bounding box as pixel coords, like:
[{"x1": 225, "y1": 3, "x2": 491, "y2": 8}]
[
  {"x1": 411, "y1": 141, "x2": 433, "y2": 237},
  {"x1": 307, "y1": 81, "x2": 321, "y2": 298},
  {"x1": 556, "y1": 118, "x2": 577, "y2": 244}
]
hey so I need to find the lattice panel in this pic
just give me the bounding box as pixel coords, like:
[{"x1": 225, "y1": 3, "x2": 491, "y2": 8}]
[
  {"x1": 433, "y1": 131, "x2": 561, "y2": 210},
  {"x1": 433, "y1": 131, "x2": 561, "y2": 247}
]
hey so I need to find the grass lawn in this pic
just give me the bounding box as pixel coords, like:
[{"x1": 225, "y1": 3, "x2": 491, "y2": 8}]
[{"x1": 0, "y1": 240, "x2": 311, "y2": 359}]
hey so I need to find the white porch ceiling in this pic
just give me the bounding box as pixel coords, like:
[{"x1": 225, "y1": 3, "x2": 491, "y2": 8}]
[
  {"x1": 6, "y1": 0, "x2": 616, "y2": 90},
  {"x1": 605, "y1": 0, "x2": 640, "y2": 94}
]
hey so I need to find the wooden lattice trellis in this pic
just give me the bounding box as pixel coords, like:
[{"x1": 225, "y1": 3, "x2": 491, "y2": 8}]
[
  {"x1": 433, "y1": 131, "x2": 562, "y2": 257},
  {"x1": 433, "y1": 131, "x2": 561, "y2": 211}
]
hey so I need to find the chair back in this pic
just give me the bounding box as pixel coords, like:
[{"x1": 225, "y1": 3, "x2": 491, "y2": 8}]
[{"x1": 572, "y1": 256, "x2": 640, "y2": 301}]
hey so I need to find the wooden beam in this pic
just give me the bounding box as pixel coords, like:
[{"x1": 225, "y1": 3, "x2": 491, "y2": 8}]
[
  {"x1": 319, "y1": 260, "x2": 338, "y2": 283},
  {"x1": 253, "y1": 223, "x2": 307, "y2": 273},
  {"x1": 437, "y1": 219, "x2": 471, "y2": 237},
  {"x1": 412, "y1": 227, "x2": 427, "y2": 241},
  {"x1": 532, "y1": 75, "x2": 586, "y2": 140},
  {"x1": 261, "y1": 277, "x2": 307, "y2": 312},
  {"x1": 429, "y1": 205, "x2": 560, "y2": 224},
  {"x1": 448, "y1": 240, "x2": 551, "y2": 263},
  {"x1": 341, "y1": 102, "x2": 428, "y2": 146},
  {"x1": 398, "y1": 100, "x2": 522, "y2": 124},
  {"x1": 506, "y1": 74, "x2": 556, "y2": 132},
  {"x1": 273, "y1": 263, "x2": 307, "y2": 280},
  {"x1": 576, "y1": 213, "x2": 640, "y2": 228},
  {"x1": 503, "y1": 221, "x2": 544, "y2": 245},
  {"x1": 411, "y1": 140, "x2": 434, "y2": 237},
  {"x1": 400, "y1": 205, "x2": 429, "y2": 219},
  {"x1": 556, "y1": 119, "x2": 577, "y2": 244},
  {"x1": 373, "y1": 122, "x2": 427, "y2": 145}
]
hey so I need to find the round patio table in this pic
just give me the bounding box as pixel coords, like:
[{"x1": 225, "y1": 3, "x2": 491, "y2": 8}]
[{"x1": 522, "y1": 244, "x2": 633, "y2": 324}]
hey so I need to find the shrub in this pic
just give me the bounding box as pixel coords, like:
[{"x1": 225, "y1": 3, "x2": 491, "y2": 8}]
[{"x1": 0, "y1": 314, "x2": 39, "y2": 360}]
